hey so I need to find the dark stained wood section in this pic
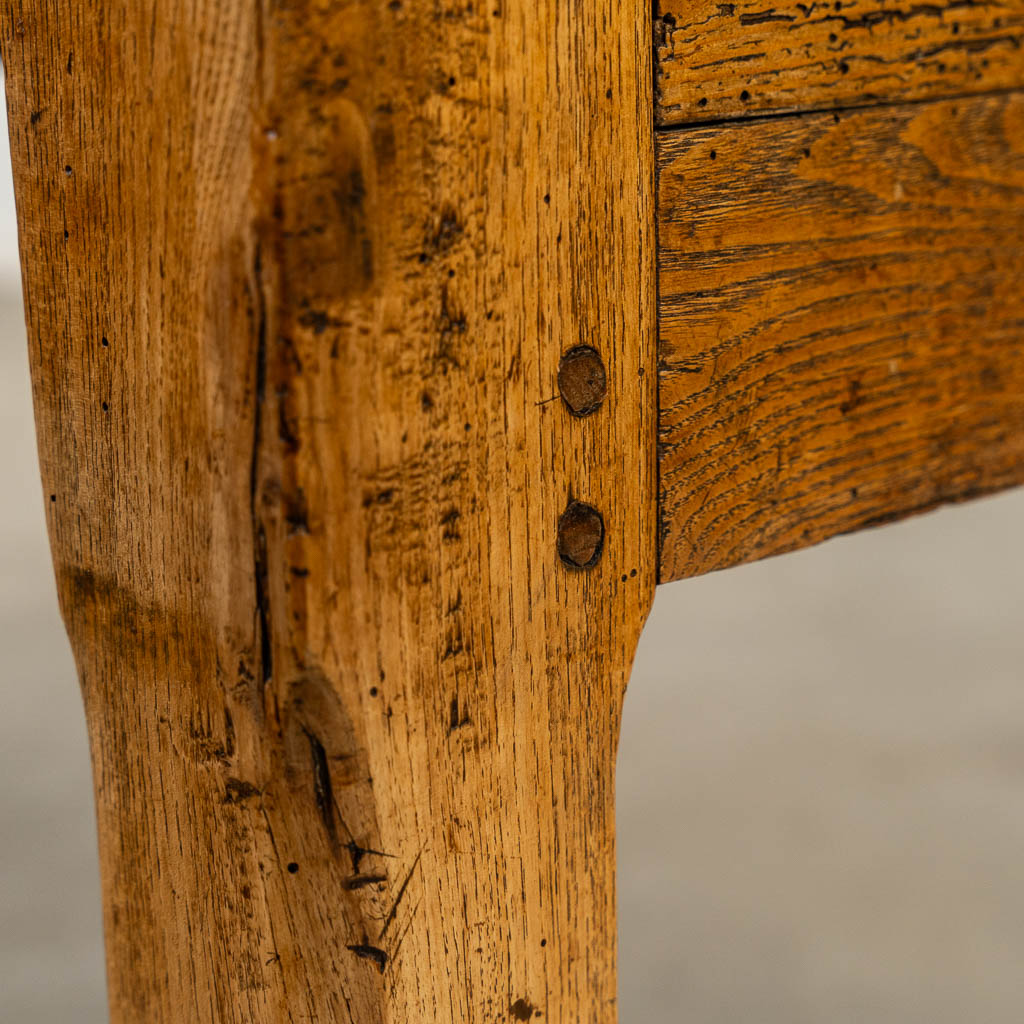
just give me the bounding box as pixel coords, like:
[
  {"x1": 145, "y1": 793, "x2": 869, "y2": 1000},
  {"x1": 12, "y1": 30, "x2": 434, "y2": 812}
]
[
  {"x1": 655, "y1": 0, "x2": 1024, "y2": 126},
  {"x1": 657, "y1": 92, "x2": 1024, "y2": 583}
]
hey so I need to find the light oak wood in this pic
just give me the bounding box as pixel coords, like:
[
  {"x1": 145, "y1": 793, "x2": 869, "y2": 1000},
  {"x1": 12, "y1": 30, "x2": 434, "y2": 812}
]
[
  {"x1": 655, "y1": 0, "x2": 1024, "y2": 126},
  {"x1": 658, "y1": 92, "x2": 1024, "y2": 583},
  {"x1": 9, "y1": 0, "x2": 1024, "y2": 1013},
  {"x1": 2, "y1": 3, "x2": 657, "y2": 1021}
]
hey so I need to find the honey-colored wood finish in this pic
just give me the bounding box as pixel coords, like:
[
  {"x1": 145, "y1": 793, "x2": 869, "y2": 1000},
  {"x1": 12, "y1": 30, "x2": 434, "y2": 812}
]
[
  {"x1": 1, "y1": 2, "x2": 656, "y2": 1022},
  {"x1": 655, "y1": 0, "x2": 1024, "y2": 125},
  {"x1": 658, "y1": 92, "x2": 1024, "y2": 583},
  {"x1": 7, "y1": 0, "x2": 1024, "y2": 1012}
]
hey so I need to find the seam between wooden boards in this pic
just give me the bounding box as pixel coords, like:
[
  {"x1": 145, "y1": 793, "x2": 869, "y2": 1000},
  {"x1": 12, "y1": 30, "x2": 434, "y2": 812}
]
[{"x1": 653, "y1": 82, "x2": 1024, "y2": 135}]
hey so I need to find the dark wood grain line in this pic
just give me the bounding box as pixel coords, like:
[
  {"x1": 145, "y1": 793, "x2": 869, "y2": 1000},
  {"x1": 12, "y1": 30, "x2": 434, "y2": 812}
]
[
  {"x1": 655, "y1": 0, "x2": 1024, "y2": 126},
  {"x1": 657, "y1": 92, "x2": 1024, "y2": 582}
]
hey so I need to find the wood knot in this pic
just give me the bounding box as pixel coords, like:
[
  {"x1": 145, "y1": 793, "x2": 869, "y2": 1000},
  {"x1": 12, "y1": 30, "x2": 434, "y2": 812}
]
[
  {"x1": 557, "y1": 346, "x2": 607, "y2": 416},
  {"x1": 557, "y1": 501, "x2": 604, "y2": 569}
]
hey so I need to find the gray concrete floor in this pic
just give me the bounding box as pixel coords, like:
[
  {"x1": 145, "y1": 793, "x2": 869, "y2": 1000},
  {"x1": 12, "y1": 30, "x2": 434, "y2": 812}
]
[
  {"x1": 1, "y1": 285, "x2": 108, "y2": 1022},
  {"x1": 4, "y1": 102, "x2": 1024, "y2": 1024},
  {"x1": 619, "y1": 494, "x2": 1024, "y2": 1023}
]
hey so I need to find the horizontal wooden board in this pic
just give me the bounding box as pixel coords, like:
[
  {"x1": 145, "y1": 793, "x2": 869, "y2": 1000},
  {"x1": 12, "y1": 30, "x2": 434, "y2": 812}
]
[
  {"x1": 655, "y1": 0, "x2": 1024, "y2": 126},
  {"x1": 657, "y1": 92, "x2": 1024, "y2": 583}
]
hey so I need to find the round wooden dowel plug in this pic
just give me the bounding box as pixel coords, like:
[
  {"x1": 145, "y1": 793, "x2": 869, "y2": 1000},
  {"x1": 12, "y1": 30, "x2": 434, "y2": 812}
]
[
  {"x1": 557, "y1": 501, "x2": 605, "y2": 569},
  {"x1": 558, "y1": 346, "x2": 607, "y2": 416}
]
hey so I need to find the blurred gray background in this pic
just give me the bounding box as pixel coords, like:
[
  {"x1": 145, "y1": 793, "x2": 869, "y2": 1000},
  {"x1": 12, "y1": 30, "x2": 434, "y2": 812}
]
[{"x1": 3, "y1": 94, "x2": 1024, "y2": 1024}]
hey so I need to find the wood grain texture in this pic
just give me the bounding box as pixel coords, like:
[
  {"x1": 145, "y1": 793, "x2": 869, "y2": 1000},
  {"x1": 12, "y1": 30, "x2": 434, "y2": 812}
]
[
  {"x1": 658, "y1": 92, "x2": 1024, "y2": 583},
  {"x1": 2, "y1": 2, "x2": 656, "y2": 1022},
  {"x1": 655, "y1": 0, "x2": 1024, "y2": 125}
]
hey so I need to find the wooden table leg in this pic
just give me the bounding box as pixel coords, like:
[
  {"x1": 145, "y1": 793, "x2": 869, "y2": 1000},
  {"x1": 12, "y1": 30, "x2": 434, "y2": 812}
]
[{"x1": 2, "y1": 3, "x2": 656, "y2": 1020}]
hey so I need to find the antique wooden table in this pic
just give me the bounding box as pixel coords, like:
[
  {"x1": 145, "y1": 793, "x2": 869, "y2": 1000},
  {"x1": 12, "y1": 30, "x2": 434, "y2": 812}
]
[{"x1": 2, "y1": 2, "x2": 1023, "y2": 1021}]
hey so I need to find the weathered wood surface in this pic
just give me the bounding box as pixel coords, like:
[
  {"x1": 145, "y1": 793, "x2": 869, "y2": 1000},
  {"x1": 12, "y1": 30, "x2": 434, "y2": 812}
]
[
  {"x1": 658, "y1": 92, "x2": 1024, "y2": 583},
  {"x1": 655, "y1": 0, "x2": 1024, "y2": 125},
  {"x1": 1, "y1": 2, "x2": 657, "y2": 1022}
]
